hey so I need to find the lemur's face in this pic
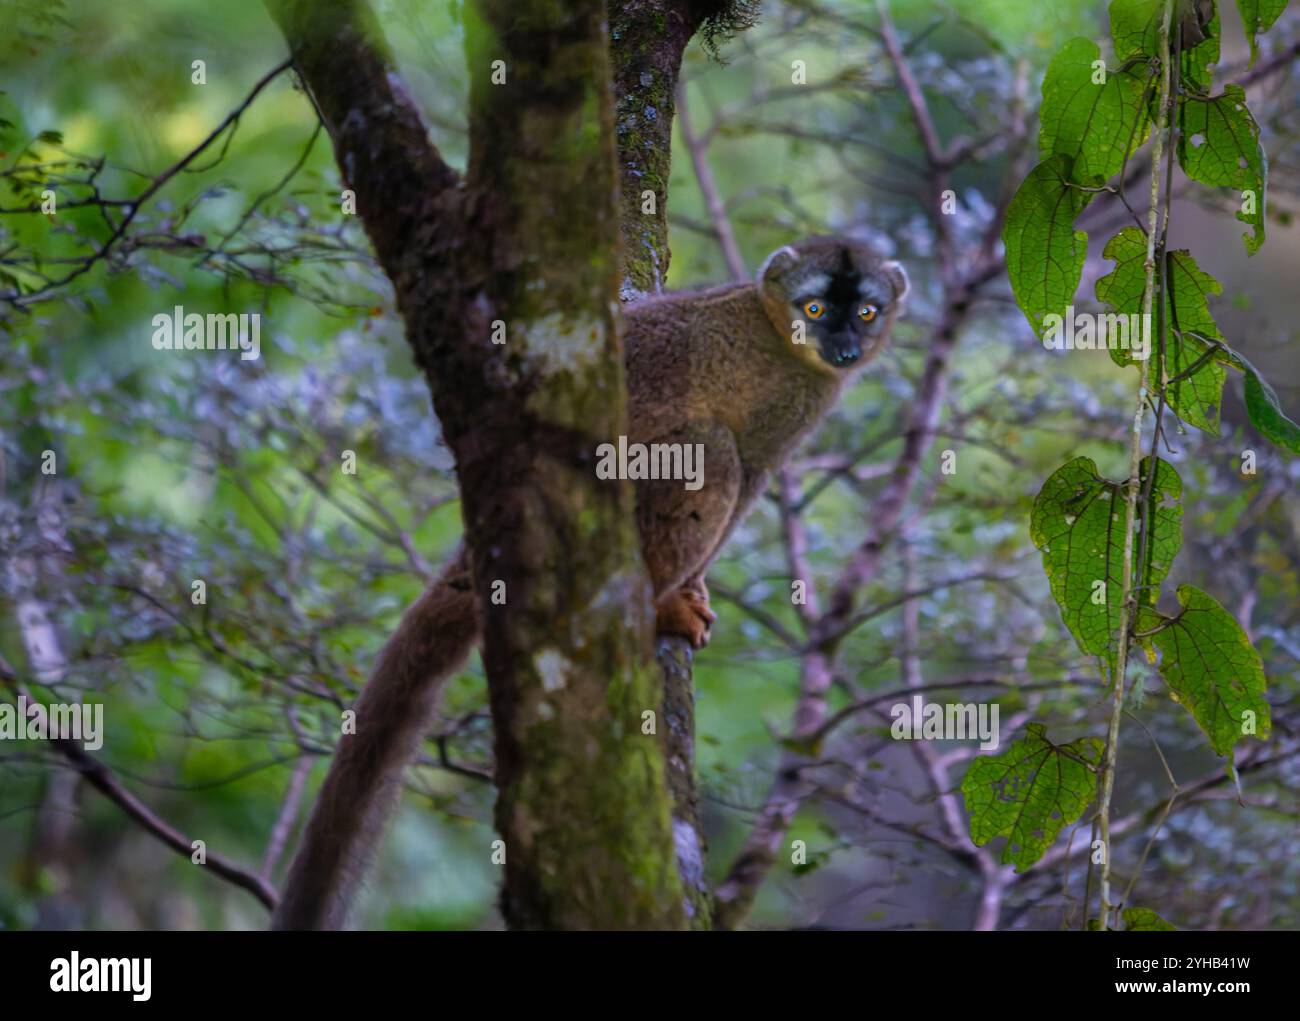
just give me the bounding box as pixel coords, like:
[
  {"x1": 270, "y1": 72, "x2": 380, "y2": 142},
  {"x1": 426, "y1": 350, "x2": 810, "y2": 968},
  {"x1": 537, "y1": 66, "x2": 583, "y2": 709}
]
[
  {"x1": 793, "y1": 266, "x2": 897, "y2": 369},
  {"x1": 760, "y1": 239, "x2": 909, "y2": 372}
]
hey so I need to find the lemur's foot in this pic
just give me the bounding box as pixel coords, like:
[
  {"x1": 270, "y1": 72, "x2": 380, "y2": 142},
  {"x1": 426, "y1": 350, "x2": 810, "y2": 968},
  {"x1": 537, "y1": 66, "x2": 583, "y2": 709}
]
[{"x1": 655, "y1": 584, "x2": 717, "y2": 649}]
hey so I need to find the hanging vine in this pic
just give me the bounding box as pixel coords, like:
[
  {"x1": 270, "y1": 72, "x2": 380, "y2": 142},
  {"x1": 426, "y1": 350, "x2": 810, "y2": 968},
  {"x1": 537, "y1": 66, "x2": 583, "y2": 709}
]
[{"x1": 963, "y1": 0, "x2": 1294, "y2": 931}]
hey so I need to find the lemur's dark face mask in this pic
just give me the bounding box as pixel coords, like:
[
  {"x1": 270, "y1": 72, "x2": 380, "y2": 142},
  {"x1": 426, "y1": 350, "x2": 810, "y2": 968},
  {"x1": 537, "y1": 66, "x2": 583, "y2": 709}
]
[{"x1": 798, "y1": 270, "x2": 890, "y2": 370}]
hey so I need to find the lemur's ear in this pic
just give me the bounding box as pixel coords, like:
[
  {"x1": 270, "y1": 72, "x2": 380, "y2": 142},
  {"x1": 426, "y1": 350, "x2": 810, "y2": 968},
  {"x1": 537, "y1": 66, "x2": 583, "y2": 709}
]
[
  {"x1": 880, "y1": 260, "x2": 909, "y2": 302},
  {"x1": 756, "y1": 245, "x2": 799, "y2": 286}
]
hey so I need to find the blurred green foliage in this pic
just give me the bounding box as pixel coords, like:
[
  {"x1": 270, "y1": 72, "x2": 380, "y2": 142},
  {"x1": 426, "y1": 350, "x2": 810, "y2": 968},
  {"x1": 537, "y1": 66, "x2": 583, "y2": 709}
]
[{"x1": 1, "y1": 0, "x2": 1297, "y2": 930}]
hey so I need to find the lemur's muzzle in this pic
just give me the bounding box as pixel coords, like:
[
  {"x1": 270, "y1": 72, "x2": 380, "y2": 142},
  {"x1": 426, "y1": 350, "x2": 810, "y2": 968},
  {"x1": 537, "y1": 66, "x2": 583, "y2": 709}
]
[{"x1": 824, "y1": 335, "x2": 862, "y2": 366}]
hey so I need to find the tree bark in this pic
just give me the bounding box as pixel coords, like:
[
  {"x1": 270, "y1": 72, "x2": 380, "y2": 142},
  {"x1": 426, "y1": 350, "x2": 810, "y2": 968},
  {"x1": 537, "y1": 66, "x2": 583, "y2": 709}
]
[
  {"x1": 656, "y1": 638, "x2": 710, "y2": 925},
  {"x1": 271, "y1": 0, "x2": 690, "y2": 929},
  {"x1": 606, "y1": 1, "x2": 758, "y2": 927},
  {"x1": 453, "y1": 0, "x2": 685, "y2": 930},
  {"x1": 609, "y1": 1, "x2": 756, "y2": 297}
]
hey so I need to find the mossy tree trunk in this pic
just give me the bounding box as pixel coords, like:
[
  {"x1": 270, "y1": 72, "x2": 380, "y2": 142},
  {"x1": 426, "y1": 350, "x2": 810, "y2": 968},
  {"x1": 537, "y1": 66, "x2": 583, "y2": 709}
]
[
  {"x1": 607, "y1": 0, "x2": 757, "y2": 928},
  {"x1": 271, "y1": 0, "x2": 752, "y2": 929},
  {"x1": 270, "y1": 0, "x2": 662, "y2": 929},
  {"x1": 451, "y1": 0, "x2": 684, "y2": 930}
]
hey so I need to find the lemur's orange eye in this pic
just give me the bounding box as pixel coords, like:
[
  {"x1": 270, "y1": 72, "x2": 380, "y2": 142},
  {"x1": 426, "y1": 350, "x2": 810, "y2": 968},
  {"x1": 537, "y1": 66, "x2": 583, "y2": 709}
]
[
  {"x1": 859, "y1": 304, "x2": 878, "y2": 322},
  {"x1": 802, "y1": 301, "x2": 825, "y2": 319}
]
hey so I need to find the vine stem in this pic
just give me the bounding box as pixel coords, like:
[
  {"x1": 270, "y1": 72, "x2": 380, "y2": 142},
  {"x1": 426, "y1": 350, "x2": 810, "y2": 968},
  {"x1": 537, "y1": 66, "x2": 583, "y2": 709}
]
[{"x1": 1097, "y1": 0, "x2": 1174, "y2": 932}]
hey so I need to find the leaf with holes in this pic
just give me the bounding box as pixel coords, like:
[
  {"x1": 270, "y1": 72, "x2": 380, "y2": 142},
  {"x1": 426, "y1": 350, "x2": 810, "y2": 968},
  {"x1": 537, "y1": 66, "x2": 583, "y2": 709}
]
[
  {"x1": 1031, "y1": 456, "x2": 1182, "y2": 683},
  {"x1": 1178, "y1": 86, "x2": 1267, "y2": 254},
  {"x1": 962, "y1": 723, "x2": 1103, "y2": 872},
  {"x1": 1003, "y1": 155, "x2": 1096, "y2": 338},
  {"x1": 1139, "y1": 585, "x2": 1271, "y2": 756}
]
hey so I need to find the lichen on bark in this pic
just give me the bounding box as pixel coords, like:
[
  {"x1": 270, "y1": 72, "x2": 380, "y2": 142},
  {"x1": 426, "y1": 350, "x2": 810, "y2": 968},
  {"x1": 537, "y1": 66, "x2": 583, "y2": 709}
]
[
  {"x1": 272, "y1": 0, "x2": 759, "y2": 931},
  {"x1": 450, "y1": 0, "x2": 688, "y2": 930}
]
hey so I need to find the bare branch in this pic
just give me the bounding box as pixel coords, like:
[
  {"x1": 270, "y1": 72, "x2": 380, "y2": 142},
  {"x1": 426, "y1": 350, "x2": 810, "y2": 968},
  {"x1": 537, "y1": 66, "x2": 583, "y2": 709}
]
[{"x1": 0, "y1": 658, "x2": 278, "y2": 912}]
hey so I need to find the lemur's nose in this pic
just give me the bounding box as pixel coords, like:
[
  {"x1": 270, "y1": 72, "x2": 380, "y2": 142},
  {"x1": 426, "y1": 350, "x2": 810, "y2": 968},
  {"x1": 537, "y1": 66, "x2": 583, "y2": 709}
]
[{"x1": 836, "y1": 346, "x2": 861, "y2": 365}]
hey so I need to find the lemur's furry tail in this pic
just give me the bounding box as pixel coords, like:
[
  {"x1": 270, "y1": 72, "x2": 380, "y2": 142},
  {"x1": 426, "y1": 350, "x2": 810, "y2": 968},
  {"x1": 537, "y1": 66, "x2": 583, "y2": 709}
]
[{"x1": 272, "y1": 547, "x2": 479, "y2": 930}]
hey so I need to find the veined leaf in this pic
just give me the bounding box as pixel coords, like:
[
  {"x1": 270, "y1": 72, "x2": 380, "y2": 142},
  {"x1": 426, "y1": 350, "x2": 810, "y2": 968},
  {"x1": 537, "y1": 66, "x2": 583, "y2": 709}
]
[
  {"x1": 1139, "y1": 585, "x2": 1271, "y2": 756},
  {"x1": 1110, "y1": 0, "x2": 1220, "y2": 93},
  {"x1": 1031, "y1": 456, "x2": 1182, "y2": 682},
  {"x1": 962, "y1": 723, "x2": 1103, "y2": 872},
  {"x1": 1241, "y1": 359, "x2": 1300, "y2": 453},
  {"x1": 1110, "y1": 0, "x2": 1164, "y2": 62},
  {"x1": 1212, "y1": 345, "x2": 1300, "y2": 453},
  {"x1": 1236, "y1": 0, "x2": 1290, "y2": 67},
  {"x1": 1177, "y1": 86, "x2": 1268, "y2": 254},
  {"x1": 1096, "y1": 230, "x2": 1299, "y2": 450},
  {"x1": 1095, "y1": 227, "x2": 1228, "y2": 433},
  {"x1": 1039, "y1": 37, "x2": 1152, "y2": 182},
  {"x1": 1123, "y1": 907, "x2": 1177, "y2": 930},
  {"x1": 1178, "y1": 0, "x2": 1222, "y2": 94},
  {"x1": 1003, "y1": 154, "x2": 1094, "y2": 337}
]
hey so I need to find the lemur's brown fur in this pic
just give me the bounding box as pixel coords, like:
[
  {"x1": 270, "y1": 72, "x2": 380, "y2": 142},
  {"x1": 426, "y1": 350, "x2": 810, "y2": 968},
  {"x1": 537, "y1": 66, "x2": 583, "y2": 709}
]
[{"x1": 272, "y1": 237, "x2": 908, "y2": 929}]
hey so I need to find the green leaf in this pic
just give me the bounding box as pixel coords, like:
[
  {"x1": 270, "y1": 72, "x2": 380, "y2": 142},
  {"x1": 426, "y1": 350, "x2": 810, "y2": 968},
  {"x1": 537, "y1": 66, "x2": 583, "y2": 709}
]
[
  {"x1": 1031, "y1": 456, "x2": 1182, "y2": 682},
  {"x1": 961, "y1": 723, "x2": 1103, "y2": 872},
  {"x1": 1160, "y1": 252, "x2": 1230, "y2": 432},
  {"x1": 1242, "y1": 363, "x2": 1300, "y2": 453},
  {"x1": 1109, "y1": 0, "x2": 1163, "y2": 62},
  {"x1": 1236, "y1": 0, "x2": 1290, "y2": 67},
  {"x1": 1110, "y1": 0, "x2": 1220, "y2": 92},
  {"x1": 1095, "y1": 227, "x2": 1228, "y2": 433},
  {"x1": 1139, "y1": 585, "x2": 1271, "y2": 756},
  {"x1": 791, "y1": 856, "x2": 826, "y2": 877},
  {"x1": 1177, "y1": 85, "x2": 1268, "y2": 254},
  {"x1": 1039, "y1": 38, "x2": 1152, "y2": 182},
  {"x1": 1218, "y1": 345, "x2": 1300, "y2": 454},
  {"x1": 1123, "y1": 907, "x2": 1177, "y2": 930},
  {"x1": 1179, "y1": 1, "x2": 1222, "y2": 94},
  {"x1": 1093, "y1": 228, "x2": 1155, "y2": 370},
  {"x1": 1226, "y1": 758, "x2": 1244, "y2": 800},
  {"x1": 1003, "y1": 155, "x2": 1094, "y2": 337}
]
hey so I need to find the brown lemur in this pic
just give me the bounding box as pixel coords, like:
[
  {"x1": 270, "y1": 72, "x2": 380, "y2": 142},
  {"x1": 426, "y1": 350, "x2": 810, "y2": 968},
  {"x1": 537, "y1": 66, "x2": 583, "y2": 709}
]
[{"x1": 272, "y1": 236, "x2": 908, "y2": 929}]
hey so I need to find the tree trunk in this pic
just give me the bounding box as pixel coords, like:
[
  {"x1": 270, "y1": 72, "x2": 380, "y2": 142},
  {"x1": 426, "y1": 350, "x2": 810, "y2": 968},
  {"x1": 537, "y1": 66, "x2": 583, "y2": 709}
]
[{"x1": 272, "y1": 0, "x2": 692, "y2": 929}]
